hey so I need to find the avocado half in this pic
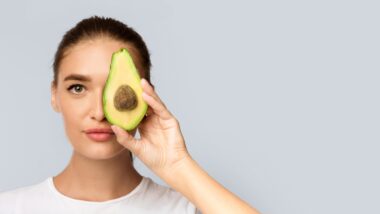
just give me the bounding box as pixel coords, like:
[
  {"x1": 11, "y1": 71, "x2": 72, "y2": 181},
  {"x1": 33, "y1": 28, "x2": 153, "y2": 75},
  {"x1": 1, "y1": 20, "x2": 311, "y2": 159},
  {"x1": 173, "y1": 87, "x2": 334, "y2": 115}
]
[{"x1": 103, "y1": 48, "x2": 148, "y2": 131}]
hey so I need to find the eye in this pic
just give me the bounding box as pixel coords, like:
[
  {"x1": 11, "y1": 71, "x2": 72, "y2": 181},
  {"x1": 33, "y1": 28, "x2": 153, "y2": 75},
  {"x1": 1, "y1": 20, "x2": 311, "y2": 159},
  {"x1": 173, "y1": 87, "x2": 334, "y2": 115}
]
[{"x1": 67, "y1": 84, "x2": 86, "y2": 95}]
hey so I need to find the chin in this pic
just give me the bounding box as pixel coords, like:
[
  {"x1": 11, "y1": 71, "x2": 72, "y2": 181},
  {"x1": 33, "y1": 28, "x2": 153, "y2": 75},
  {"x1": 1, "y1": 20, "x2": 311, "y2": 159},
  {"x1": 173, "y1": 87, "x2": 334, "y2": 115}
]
[
  {"x1": 83, "y1": 145, "x2": 128, "y2": 160},
  {"x1": 66, "y1": 131, "x2": 132, "y2": 161},
  {"x1": 71, "y1": 138, "x2": 128, "y2": 160}
]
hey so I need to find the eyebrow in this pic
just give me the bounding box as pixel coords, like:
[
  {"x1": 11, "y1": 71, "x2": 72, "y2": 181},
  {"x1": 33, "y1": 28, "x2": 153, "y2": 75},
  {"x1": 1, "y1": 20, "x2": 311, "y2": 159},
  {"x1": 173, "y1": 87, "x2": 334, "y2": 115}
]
[{"x1": 64, "y1": 74, "x2": 92, "y2": 82}]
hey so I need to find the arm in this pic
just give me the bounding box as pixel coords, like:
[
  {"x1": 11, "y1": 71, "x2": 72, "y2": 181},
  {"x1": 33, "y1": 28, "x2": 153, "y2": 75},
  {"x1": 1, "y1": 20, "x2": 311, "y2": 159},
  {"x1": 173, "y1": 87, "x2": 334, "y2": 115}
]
[
  {"x1": 111, "y1": 79, "x2": 260, "y2": 214},
  {"x1": 158, "y1": 156, "x2": 260, "y2": 214}
]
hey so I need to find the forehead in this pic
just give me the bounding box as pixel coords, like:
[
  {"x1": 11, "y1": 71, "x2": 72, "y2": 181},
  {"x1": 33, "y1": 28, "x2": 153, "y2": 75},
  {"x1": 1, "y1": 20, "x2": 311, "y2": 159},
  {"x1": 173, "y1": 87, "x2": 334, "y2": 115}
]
[{"x1": 58, "y1": 38, "x2": 143, "y2": 84}]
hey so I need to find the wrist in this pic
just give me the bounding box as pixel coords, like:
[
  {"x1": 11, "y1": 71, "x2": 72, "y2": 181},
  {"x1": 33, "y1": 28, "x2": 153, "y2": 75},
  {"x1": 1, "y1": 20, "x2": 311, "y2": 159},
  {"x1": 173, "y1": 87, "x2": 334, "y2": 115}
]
[{"x1": 156, "y1": 154, "x2": 204, "y2": 205}]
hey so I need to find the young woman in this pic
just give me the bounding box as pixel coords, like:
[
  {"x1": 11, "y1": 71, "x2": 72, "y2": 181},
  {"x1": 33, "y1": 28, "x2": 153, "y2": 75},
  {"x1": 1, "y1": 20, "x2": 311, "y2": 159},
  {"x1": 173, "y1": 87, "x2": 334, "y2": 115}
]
[{"x1": 0, "y1": 16, "x2": 260, "y2": 214}]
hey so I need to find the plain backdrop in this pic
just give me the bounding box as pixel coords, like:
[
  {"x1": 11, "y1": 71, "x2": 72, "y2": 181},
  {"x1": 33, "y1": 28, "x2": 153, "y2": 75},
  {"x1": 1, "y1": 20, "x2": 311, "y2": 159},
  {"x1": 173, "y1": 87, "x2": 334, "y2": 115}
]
[{"x1": 0, "y1": 0, "x2": 379, "y2": 213}]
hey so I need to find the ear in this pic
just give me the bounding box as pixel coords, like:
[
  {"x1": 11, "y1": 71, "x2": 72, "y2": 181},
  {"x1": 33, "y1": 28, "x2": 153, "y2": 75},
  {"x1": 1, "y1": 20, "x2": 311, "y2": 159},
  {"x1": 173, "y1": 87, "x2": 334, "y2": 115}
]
[{"x1": 51, "y1": 82, "x2": 61, "y2": 113}]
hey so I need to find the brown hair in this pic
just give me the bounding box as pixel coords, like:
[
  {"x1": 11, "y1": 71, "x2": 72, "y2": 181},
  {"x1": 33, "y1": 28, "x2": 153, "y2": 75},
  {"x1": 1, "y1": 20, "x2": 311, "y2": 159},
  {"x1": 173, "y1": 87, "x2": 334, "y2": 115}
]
[{"x1": 52, "y1": 15, "x2": 152, "y2": 87}]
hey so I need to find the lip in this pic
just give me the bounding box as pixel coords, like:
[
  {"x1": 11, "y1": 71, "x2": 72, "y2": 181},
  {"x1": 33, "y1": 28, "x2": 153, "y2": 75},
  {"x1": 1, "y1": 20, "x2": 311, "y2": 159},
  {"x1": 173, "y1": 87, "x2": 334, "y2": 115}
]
[
  {"x1": 84, "y1": 128, "x2": 114, "y2": 134},
  {"x1": 84, "y1": 128, "x2": 115, "y2": 142}
]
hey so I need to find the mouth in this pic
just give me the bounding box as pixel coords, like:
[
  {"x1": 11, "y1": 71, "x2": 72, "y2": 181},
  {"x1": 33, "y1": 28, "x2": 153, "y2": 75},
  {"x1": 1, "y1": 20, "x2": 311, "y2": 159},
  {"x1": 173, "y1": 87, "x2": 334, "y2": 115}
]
[
  {"x1": 85, "y1": 132, "x2": 115, "y2": 142},
  {"x1": 84, "y1": 128, "x2": 115, "y2": 142}
]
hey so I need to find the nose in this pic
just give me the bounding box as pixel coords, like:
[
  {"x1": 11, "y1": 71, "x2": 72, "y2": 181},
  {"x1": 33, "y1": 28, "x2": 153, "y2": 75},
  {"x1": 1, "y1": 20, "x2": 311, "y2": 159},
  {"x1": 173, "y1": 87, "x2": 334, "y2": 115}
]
[{"x1": 90, "y1": 90, "x2": 106, "y2": 122}]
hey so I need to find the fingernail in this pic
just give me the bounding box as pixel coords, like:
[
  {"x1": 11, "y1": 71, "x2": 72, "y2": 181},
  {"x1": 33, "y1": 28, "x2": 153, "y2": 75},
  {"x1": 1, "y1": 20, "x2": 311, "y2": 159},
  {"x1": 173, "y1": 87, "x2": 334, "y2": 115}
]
[
  {"x1": 141, "y1": 78, "x2": 147, "y2": 85},
  {"x1": 142, "y1": 92, "x2": 148, "y2": 100}
]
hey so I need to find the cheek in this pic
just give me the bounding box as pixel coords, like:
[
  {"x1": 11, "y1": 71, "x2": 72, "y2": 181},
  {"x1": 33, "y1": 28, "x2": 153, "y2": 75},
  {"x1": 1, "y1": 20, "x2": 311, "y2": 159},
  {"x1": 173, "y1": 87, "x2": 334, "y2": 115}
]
[
  {"x1": 60, "y1": 98, "x2": 88, "y2": 151},
  {"x1": 59, "y1": 95, "x2": 88, "y2": 131}
]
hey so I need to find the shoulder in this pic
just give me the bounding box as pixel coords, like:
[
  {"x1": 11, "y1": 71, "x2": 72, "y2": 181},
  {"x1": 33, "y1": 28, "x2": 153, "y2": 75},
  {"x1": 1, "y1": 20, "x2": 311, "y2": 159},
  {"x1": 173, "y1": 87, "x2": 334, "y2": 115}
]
[
  {"x1": 143, "y1": 177, "x2": 184, "y2": 199},
  {"x1": 0, "y1": 180, "x2": 46, "y2": 201},
  {"x1": 0, "y1": 178, "x2": 49, "y2": 211},
  {"x1": 135, "y1": 177, "x2": 200, "y2": 213}
]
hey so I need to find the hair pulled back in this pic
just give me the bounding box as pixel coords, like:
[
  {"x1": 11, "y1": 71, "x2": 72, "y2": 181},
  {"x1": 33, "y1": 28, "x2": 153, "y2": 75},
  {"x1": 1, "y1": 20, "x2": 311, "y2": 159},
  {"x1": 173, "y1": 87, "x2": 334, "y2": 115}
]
[{"x1": 52, "y1": 16, "x2": 152, "y2": 87}]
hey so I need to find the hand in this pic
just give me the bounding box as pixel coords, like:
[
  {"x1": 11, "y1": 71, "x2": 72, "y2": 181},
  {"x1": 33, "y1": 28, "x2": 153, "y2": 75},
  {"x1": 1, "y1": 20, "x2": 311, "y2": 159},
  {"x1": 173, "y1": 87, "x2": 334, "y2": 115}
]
[
  {"x1": 111, "y1": 79, "x2": 260, "y2": 214},
  {"x1": 111, "y1": 78, "x2": 191, "y2": 176}
]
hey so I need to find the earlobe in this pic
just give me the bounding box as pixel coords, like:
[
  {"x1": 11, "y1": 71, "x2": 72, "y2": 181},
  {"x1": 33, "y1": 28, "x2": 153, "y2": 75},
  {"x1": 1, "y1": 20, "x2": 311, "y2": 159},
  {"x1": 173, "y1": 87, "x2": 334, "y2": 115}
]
[
  {"x1": 51, "y1": 98, "x2": 60, "y2": 113},
  {"x1": 51, "y1": 82, "x2": 60, "y2": 113}
]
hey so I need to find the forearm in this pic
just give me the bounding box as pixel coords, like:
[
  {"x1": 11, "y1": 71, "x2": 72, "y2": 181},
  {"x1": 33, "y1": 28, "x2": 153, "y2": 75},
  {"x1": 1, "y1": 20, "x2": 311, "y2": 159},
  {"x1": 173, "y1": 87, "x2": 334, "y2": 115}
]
[{"x1": 158, "y1": 156, "x2": 260, "y2": 214}]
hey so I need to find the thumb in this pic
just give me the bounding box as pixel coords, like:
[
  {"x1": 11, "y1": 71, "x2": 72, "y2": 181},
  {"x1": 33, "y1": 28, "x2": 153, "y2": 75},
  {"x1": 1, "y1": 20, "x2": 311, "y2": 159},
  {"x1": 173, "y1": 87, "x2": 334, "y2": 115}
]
[{"x1": 111, "y1": 125, "x2": 141, "y2": 154}]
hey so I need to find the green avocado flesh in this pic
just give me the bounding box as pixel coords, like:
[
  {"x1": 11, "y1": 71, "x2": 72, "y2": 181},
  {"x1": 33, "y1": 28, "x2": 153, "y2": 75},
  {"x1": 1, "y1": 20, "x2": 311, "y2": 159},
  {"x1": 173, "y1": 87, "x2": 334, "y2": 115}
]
[{"x1": 103, "y1": 48, "x2": 148, "y2": 131}]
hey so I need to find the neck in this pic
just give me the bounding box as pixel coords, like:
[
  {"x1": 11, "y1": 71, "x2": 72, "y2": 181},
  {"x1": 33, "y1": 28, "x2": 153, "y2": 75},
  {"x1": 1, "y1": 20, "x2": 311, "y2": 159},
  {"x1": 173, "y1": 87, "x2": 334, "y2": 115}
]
[{"x1": 53, "y1": 150, "x2": 142, "y2": 202}]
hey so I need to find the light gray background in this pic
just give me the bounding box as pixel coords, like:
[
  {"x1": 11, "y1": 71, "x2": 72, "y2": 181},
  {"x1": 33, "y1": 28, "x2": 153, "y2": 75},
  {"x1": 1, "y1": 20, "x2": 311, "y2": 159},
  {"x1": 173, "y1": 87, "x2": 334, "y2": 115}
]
[{"x1": 0, "y1": 0, "x2": 379, "y2": 213}]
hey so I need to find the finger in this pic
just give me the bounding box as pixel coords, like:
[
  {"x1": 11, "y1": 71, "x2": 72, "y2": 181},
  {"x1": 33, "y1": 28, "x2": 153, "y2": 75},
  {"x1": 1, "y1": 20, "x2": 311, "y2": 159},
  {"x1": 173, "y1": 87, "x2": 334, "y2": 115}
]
[
  {"x1": 111, "y1": 125, "x2": 142, "y2": 156},
  {"x1": 142, "y1": 91, "x2": 172, "y2": 120},
  {"x1": 141, "y1": 78, "x2": 166, "y2": 108},
  {"x1": 145, "y1": 106, "x2": 154, "y2": 116},
  {"x1": 141, "y1": 107, "x2": 153, "y2": 123}
]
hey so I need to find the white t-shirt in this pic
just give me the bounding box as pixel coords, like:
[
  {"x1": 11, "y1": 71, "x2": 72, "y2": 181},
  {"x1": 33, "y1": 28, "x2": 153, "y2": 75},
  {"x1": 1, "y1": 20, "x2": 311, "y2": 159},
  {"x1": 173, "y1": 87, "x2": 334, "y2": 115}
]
[{"x1": 0, "y1": 176, "x2": 200, "y2": 214}]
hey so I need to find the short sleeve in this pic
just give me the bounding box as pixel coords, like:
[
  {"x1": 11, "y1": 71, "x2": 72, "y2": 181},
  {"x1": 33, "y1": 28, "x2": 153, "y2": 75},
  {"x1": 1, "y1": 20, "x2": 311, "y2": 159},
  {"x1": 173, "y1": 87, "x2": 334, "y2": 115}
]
[{"x1": 185, "y1": 200, "x2": 202, "y2": 214}]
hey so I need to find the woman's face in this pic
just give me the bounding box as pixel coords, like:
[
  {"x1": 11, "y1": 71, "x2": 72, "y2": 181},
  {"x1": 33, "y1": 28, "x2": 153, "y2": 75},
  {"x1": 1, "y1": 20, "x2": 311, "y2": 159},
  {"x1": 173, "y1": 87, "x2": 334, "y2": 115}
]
[{"x1": 51, "y1": 38, "x2": 140, "y2": 160}]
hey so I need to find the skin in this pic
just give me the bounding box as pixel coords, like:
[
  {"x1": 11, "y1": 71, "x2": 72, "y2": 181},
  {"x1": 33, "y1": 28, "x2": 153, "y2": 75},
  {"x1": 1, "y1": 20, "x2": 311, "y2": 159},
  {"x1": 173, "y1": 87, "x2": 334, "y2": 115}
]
[
  {"x1": 51, "y1": 38, "x2": 142, "y2": 201},
  {"x1": 51, "y1": 37, "x2": 260, "y2": 213}
]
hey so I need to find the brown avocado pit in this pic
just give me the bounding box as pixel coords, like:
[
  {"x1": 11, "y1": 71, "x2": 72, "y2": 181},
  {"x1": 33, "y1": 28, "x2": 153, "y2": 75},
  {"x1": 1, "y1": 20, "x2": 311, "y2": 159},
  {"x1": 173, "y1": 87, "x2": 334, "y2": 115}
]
[{"x1": 113, "y1": 84, "x2": 138, "y2": 111}]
